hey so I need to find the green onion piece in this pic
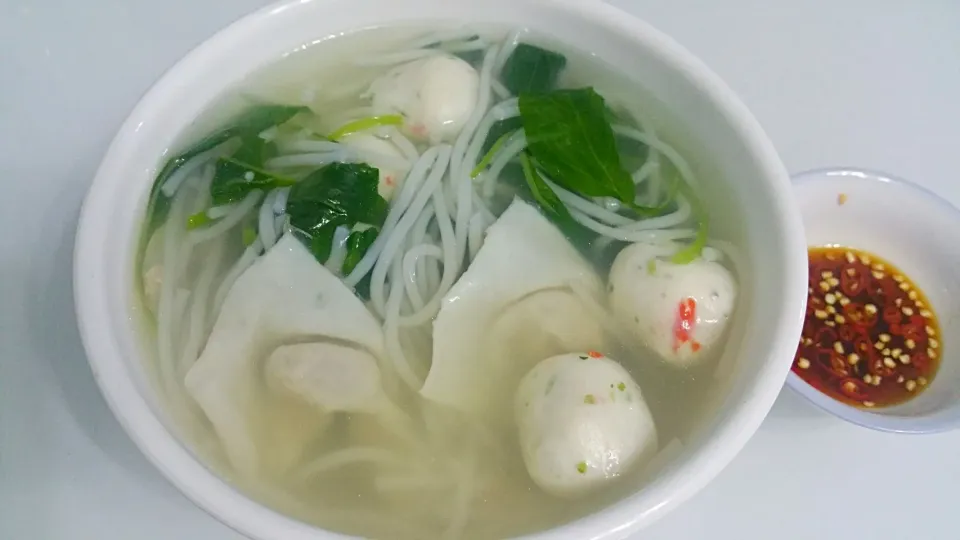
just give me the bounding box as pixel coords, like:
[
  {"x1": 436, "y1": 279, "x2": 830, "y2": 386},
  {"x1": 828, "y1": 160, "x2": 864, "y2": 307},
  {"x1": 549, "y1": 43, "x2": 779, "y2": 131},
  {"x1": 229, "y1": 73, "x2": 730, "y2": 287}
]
[
  {"x1": 186, "y1": 211, "x2": 211, "y2": 230},
  {"x1": 328, "y1": 115, "x2": 404, "y2": 141},
  {"x1": 470, "y1": 129, "x2": 516, "y2": 178},
  {"x1": 242, "y1": 227, "x2": 257, "y2": 246},
  {"x1": 670, "y1": 180, "x2": 708, "y2": 264}
]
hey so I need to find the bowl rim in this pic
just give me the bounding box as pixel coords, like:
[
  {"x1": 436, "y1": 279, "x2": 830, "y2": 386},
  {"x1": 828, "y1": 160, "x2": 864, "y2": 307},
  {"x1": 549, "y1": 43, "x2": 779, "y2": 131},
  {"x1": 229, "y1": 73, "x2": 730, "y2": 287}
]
[
  {"x1": 786, "y1": 166, "x2": 960, "y2": 434},
  {"x1": 73, "y1": 0, "x2": 807, "y2": 538}
]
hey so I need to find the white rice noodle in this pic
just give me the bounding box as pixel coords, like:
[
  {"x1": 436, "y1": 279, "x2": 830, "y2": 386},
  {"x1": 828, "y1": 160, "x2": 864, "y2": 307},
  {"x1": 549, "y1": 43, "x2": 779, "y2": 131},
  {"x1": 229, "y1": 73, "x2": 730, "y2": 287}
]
[
  {"x1": 344, "y1": 146, "x2": 441, "y2": 287},
  {"x1": 370, "y1": 145, "x2": 452, "y2": 317},
  {"x1": 493, "y1": 29, "x2": 523, "y2": 72},
  {"x1": 265, "y1": 152, "x2": 348, "y2": 170},
  {"x1": 298, "y1": 447, "x2": 410, "y2": 481},
  {"x1": 176, "y1": 242, "x2": 225, "y2": 379},
  {"x1": 275, "y1": 139, "x2": 344, "y2": 155},
  {"x1": 159, "y1": 140, "x2": 235, "y2": 197},
  {"x1": 324, "y1": 225, "x2": 353, "y2": 275},
  {"x1": 448, "y1": 45, "x2": 500, "y2": 260},
  {"x1": 258, "y1": 189, "x2": 279, "y2": 251},
  {"x1": 613, "y1": 124, "x2": 700, "y2": 190},
  {"x1": 211, "y1": 238, "x2": 264, "y2": 317},
  {"x1": 383, "y1": 126, "x2": 420, "y2": 162},
  {"x1": 396, "y1": 186, "x2": 458, "y2": 328}
]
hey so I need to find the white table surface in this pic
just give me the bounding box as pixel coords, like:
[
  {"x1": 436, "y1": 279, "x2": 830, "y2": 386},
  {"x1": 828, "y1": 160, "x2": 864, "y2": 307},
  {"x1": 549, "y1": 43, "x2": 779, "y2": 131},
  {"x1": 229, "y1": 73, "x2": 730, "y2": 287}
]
[{"x1": 2, "y1": 0, "x2": 959, "y2": 538}]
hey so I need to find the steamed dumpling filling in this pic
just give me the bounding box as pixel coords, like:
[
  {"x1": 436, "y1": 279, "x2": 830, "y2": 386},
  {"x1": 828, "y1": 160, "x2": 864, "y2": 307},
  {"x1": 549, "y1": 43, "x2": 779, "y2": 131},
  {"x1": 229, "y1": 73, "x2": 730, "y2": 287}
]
[{"x1": 136, "y1": 26, "x2": 740, "y2": 540}]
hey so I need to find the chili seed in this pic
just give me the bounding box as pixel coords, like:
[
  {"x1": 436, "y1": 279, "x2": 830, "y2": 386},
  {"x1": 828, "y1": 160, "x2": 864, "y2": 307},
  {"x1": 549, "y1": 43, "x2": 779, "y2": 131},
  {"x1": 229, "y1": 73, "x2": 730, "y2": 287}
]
[
  {"x1": 890, "y1": 348, "x2": 902, "y2": 357},
  {"x1": 902, "y1": 307, "x2": 914, "y2": 316},
  {"x1": 865, "y1": 304, "x2": 878, "y2": 315},
  {"x1": 883, "y1": 357, "x2": 897, "y2": 369},
  {"x1": 872, "y1": 263, "x2": 884, "y2": 271},
  {"x1": 893, "y1": 274, "x2": 904, "y2": 283},
  {"x1": 860, "y1": 255, "x2": 871, "y2": 265},
  {"x1": 825, "y1": 293, "x2": 837, "y2": 304},
  {"x1": 845, "y1": 268, "x2": 856, "y2": 277},
  {"x1": 834, "y1": 342, "x2": 845, "y2": 354},
  {"x1": 872, "y1": 376, "x2": 882, "y2": 386},
  {"x1": 908, "y1": 290, "x2": 918, "y2": 300},
  {"x1": 835, "y1": 315, "x2": 846, "y2": 324},
  {"x1": 882, "y1": 348, "x2": 891, "y2": 357},
  {"x1": 899, "y1": 282, "x2": 911, "y2": 291},
  {"x1": 897, "y1": 375, "x2": 905, "y2": 383},
  {"x1": 825, "y1": 320, "x2": 836, "y2": 327},
  {"x1": 920, "y1": 309, "x2": 932, "y2": 318},
  {"x1": 828, "y1": 277, "x2": 840, "y2": 287},
  {"x1": 848, "y1": 353, "x2": 860, "y2": 365},
  {"x1": 918, "y1": 377, "x2": 928, "y2": 386},
  {"x1": 819, "y1": 281, "x2": 830, "y2": 292},
  {"x1": 863, "y1": 401, "x2": 876, "y2": 408},
  {"x1": 874, "y1": 341, "x2": 884, "y2": 350},
  {"x1": 798, "y1": 358, "x2": 811, "y2": 369},
  {"x1": 872, "y1": 270, "x2": 885, "y2": 279},
  {"x1": 821, "y1": 270, "x2": 834, "y2": 279},
  {"x1": 905, "y1": 339, "x2": 916, "y2": 350},
  {"x1": 827, "y1": 305, "x2": 837, "y2": 314},
  {"x1": 926, "y1": 325, "x2": 935, "y2": 336},
  {"x1": 839, "y1": 297, "x2": 851, "y2": 306},
  {"x1": 845, "y1": 251, "x2": 856, "y2": 263},
  {"x1": 879, "y1": 333, "x2": 891, "y2": 343},
  {"x1": 900, "y1": 354, "x2": 911, "y2": 365},
  {"x1": 815, "y1": 310, "x2": 828, "y2": 320},
  {"x1": 906, "y1": 380, "x2": 917, "y2": 392},
  {"x1": 929, "y1": 338, "x2": 939, "y2": 349},
  {"x1": 929, "y1": 348, "x2": 938, "y2": 359},
  {"x1": 863, "y1": 374, "x2": 873, "y2": 384}
]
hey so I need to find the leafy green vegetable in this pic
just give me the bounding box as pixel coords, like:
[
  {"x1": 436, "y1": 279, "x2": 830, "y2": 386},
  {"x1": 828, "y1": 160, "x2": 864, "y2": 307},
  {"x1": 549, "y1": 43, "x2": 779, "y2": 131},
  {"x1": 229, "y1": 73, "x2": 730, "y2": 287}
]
[
  {"x1": 519, "y1": 88, "x2": 635, "y2": 203},
  {"x1": 670, "y1": 179, "x2": 708, "y2": 264},
  {"x1": 500, "y1": 44, "x2": 567, "y2": 95},
  {"x1": 209, "y1": 157, "x2": 297, "y2": 206},
  {"x1": 329, "y1": 115, "x2": 404, "y2": 141},
  {"x1": 519, "y1": 152, "x2": 573, "y2": 224},
  {"x1": 186, "y1": 211, "x2": 212, "y2": 230},
  {"x1": 144, "y1": 104, "x2": 305, "y2": 233},
  {"x1": 481, "y1": 117, "x2": 523, "y2": 155},
  {"x1": 471, "y1": 129, "x2": 517, "y2": 178},
  {"x1": 242, "y1": 226, "x2": 258, "y2": 247},
  {"x1": 342, "y1": 228, "x2": 379, "y2": 275},
  {"x1": 286, "y1": 163, "x2": 388, "y2": 263}
]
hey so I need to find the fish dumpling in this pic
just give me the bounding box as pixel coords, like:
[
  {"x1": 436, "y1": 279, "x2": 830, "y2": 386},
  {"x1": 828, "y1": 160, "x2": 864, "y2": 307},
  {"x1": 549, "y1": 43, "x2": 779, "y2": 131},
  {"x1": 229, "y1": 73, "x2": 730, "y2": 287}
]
[
  {"x1": 608, "y1": 242, "x2": 737, "y2": 367},
  {"x1": 185, "y1": 235, "x2": 386, "y2": 479},
  {"x1": 514, "y1": 352, "x2": 658, "y2": 497},
  {"x1": 420, "y1": 199, "x2": 605, "y2": 424}
]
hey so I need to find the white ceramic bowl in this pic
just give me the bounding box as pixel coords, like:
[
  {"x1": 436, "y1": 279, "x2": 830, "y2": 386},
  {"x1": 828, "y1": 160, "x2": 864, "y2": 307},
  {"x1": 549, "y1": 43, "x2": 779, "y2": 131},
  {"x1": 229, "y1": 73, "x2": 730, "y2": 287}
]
[
  {"x1": 787, "y1": 168, "x2": 960, "y2": 433},
  {"x1": 74, "y1": 0, "x2": 807, "y2": 538}
]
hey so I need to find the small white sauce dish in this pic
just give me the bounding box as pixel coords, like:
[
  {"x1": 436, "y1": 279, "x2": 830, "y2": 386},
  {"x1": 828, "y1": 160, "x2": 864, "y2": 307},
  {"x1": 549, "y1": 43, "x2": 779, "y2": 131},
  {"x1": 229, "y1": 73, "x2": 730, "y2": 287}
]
[{"x1": 788, "y1": 167, "x2": 960, "y2": 433}]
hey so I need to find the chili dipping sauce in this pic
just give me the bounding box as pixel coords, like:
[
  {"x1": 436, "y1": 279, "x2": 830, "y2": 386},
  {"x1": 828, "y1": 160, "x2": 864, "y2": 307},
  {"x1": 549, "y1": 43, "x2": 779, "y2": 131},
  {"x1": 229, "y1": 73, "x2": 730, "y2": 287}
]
[{"x1": 792, "y1": 247, "x2": 941, "y2": 408}]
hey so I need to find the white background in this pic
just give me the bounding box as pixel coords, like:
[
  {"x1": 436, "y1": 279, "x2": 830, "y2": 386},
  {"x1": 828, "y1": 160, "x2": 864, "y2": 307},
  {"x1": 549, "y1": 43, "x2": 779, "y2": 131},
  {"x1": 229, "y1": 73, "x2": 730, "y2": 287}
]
[{"x1": 2, "y1": 0, "x2": 959, "y2": 538}]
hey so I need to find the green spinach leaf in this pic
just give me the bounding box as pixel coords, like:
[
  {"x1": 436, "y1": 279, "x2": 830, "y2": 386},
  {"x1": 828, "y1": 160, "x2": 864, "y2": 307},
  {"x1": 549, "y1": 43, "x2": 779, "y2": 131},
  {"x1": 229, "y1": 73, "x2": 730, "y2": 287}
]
[
  {"x1": 500, "y1": 44, "x2": 567, "y2": 95},
  {"x1": 145, "y1": 104, "x2": 305, "y2": 233},
  {"x1": 519, "y1": 88, "x2": 635, "y2": 203},
  {"x1": 342, "y1": 228, "x2": 379, "y2": 275},
  {"x1": 519, "y1": 151, "x2": 572, "y2": 224},
  {"x1": 209, "y1": 157, "x2": 297, "y2": 206},
  {"x1": 286, "y1": 163, "x2": 388, "y2": 263}
]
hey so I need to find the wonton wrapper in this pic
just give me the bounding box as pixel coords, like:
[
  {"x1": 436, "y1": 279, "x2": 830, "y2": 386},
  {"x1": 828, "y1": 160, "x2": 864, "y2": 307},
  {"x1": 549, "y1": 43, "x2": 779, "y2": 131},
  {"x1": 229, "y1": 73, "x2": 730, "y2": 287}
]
[
  {"x1": 420, "y1": 199, "x2": 605, "y2": 425},
  {"x1": 185, "y1": 235, "x2": 385, "y2": 479}
]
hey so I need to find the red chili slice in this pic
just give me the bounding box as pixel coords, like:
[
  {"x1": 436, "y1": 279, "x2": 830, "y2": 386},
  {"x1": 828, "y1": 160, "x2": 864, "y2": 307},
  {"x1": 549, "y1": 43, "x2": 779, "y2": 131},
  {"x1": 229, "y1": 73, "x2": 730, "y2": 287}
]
[
  {"x1": 912, "y1": 352, "x2": 930, "y2": 371},
  {"x1": 841, "y1": 265, "x2": 868, "y2": 297},
  {"x1": 883, "y1": 305, "x2": 902, "y2": 326},
  {"x1": 814, "y1": 327, "x2": 839, "y2": 349},
  {"x1": 843, "y1": 303, "x2": 878, "y2": 328}
]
